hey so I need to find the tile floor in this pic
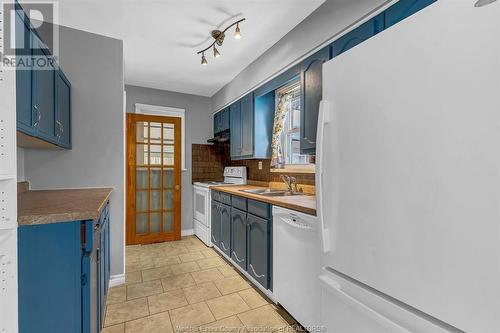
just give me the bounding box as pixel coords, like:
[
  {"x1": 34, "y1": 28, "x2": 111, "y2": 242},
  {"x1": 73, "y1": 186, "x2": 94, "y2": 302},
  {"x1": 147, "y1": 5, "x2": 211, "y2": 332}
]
[{"x1": 103, "y1": 236, "x2": 300, "y2": 333}]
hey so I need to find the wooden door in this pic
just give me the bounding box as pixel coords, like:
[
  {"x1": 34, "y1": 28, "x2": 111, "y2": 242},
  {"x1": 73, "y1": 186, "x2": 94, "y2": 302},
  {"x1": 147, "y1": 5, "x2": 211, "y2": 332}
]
[{"x1": 126, "y1": 114, "x2": 182, "y2": 244}]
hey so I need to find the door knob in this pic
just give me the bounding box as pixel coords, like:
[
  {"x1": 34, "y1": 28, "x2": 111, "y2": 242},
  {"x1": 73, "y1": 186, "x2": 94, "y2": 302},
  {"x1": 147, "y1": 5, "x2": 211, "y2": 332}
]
[{"x1": 174, "y1": 185, "x2": 181, "y2": 191}]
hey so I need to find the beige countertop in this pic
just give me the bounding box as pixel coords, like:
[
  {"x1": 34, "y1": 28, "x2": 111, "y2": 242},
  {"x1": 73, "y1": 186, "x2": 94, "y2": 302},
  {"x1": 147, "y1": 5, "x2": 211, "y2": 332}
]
[
  {"x1": 18, "y1": 188, "x2": 113, "y2": 226},
  {"x1": 211, "y1": 184, "x2": 317, "y2": 216}
]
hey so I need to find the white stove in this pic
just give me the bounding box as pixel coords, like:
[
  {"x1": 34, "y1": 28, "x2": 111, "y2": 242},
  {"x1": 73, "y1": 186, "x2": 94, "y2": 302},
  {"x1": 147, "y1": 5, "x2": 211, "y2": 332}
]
[{"x1": 193, "y1": 167, "x2": 247, "y2": 246}]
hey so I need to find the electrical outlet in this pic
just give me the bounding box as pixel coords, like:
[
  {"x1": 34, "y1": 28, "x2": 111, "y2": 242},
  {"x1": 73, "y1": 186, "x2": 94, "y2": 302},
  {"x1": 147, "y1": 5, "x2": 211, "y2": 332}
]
[{"x1": 258, "y1": 161, "x2": 262, "y2": 170}]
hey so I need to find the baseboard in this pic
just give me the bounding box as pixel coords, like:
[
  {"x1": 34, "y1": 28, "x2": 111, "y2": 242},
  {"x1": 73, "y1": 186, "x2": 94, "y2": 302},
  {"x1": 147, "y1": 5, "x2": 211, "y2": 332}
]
[
  {"x1": 109, "y1": 274, "x2": 125, "y2": 288},
  {"x1": 181, "y1": 228, "x2": 194, "y2": 236}
]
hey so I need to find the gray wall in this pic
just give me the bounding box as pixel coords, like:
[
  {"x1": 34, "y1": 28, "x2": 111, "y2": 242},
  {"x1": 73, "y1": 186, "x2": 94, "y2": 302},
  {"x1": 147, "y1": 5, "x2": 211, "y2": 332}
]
[
  {"x1": 212, "y1": 0, "x2": 389, "y2": 111},
  {"x1": 125, "y1": 85, "x2": 212, "y2": 231},
  {"x1": 24, "y1": 25, "x2": 125, "y2": 276}
]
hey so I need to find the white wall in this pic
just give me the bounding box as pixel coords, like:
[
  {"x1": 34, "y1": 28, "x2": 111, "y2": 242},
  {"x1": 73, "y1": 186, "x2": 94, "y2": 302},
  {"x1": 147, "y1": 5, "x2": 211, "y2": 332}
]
[
  {"x1": 17, "y1": 147, "x2": 25, "y2": 181},
  {"x1": 211, "y1": 0, "x2": 390, "y2": 111},
  {"x1": 125, "y1": 85, "x2": 213, "y2": 232},
  {"x1": 24, "y1": 25, "x2": 125, "y2": 277}
]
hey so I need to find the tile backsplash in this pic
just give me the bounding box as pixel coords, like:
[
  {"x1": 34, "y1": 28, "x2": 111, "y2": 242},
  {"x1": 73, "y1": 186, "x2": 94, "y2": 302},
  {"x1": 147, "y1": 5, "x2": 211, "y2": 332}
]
[{"x1": 191, "y1": 144, "x2": 315, "y2": 185}]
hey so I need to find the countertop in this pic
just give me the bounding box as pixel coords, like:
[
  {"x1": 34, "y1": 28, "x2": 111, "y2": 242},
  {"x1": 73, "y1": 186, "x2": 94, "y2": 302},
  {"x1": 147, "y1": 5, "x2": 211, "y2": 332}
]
[
  {"x1": 211, "y1": 185, "x2": 317, "y2": 216},
  {"x1": 18, "y1": 188, "x2": 113, "y2": 226}
]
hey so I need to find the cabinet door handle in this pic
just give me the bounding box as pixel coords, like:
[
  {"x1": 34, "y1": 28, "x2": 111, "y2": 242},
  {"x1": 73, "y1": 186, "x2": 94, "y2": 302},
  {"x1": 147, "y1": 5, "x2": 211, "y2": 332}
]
[
  {"x1": 33, "y1": 105, "x2": 40, "y2": 127},
  {"x1": 232, "y1": 251, "x2": 245, "y2": 263},
  {"x1": 249, "y1": 264, "x2": 265, "y2": 278}
]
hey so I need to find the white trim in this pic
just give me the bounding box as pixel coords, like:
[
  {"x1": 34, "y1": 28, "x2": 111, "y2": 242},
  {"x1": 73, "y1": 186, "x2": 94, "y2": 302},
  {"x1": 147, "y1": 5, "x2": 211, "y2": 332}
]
[
  {"x1": 134, "y1": 103, "x2": 187, "y2": 171},
  {"x1": 109, "y1": 274, "x2": 126, "y2": 288},
  {"x1": 181, "y1": 228, "x2": 194, "y2": 236}
]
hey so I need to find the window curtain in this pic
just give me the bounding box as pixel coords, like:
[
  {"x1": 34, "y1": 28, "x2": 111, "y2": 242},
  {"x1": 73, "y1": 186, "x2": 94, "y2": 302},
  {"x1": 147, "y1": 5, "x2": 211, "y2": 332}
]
[{"x1": 270, "y1": 92, "x2": 293, "y2": 168}]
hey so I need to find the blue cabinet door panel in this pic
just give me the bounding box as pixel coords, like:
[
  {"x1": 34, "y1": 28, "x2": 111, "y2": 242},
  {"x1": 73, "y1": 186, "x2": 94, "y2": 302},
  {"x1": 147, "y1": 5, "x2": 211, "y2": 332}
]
[
  {"x1": 220, "y1": 203, "x2": 232, "y2": 256},
  {"x1": 300, "y1": 47, "x2": 330, "y2": 154},
  {"x1": 332, "y1": 13, "x2": 384, "y2": 57},
  {"x1": 240, "y1": 93, "x2": 254, "y2": 157},
  {"x1": 253, "y1": 91, "x2": 275, "y2": 159},
  {"x1": 31, "y1": 33, "x2": 56, "y2": 142},
  {"x1": 247, "y1": 213, "x2": 269, "y2": 289},
  {"x1": 18, "y1": 221, "x2": 83, "y2": 333},
  {"x1": 385, "y1": 0, "x2": 436, "y2": 29},
  {"x1": 211, "y1": 200, "x2": 221, "y2": 248},
  {"x1": 231, "y1": 208, "x2": 247, "y2": 271},
  {"x1": 230, "y1": 102, "x2": 242, "y2": 158},
  {"x1": 15, "y1": 9, "x2": 33, "y2": 133},
  {"x1": 55, "y1": 70, "x2": 72, "y2": 148}
]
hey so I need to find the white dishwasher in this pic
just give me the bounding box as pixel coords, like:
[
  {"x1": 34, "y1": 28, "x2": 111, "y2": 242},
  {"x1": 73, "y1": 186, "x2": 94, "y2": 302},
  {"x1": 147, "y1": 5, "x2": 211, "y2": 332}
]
[{"x1": 273, "y1": 206, "x2": 321, "y2": 329}]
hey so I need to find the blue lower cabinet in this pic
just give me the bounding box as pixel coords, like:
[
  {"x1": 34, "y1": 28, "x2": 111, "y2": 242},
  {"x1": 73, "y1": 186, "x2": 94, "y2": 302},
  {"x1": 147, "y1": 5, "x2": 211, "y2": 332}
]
[
  {"x1": 231, "y1": 208, "x2": 247, "y2": 271},
  {"x1": 384, "y1": 0, "x2": 436, "y2": 29},
  {"x1": 211, "y1": 201, "x2": 221, "y2": 248},
  {"x1": 220, "y1": 203, "x2": 232, "y2": 256},
  {"x1": 18, "y1": 202, "x2": 110, "y2": 333},
  {"x1": 247, "y1": 213, "x2": 271, "y2": 289}
]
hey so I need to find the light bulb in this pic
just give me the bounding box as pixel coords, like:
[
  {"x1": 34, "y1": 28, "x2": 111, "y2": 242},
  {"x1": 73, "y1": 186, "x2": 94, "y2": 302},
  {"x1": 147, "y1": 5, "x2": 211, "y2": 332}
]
[
  {"x1": 213, "y1": 45, "x2": 221, "y2": 58},
  {"x1": 234, "y1": 23, "x2": 241, "y2": 39},
  {"x1": 201, "y1": 53, "x2": 208, "y2": 65}
]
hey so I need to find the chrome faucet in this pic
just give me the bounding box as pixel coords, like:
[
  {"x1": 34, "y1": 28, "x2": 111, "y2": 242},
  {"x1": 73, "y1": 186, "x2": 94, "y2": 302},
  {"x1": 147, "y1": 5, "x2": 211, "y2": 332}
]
[{"x1": 280, "y1": 174, "x2": 298, "y2": 193}]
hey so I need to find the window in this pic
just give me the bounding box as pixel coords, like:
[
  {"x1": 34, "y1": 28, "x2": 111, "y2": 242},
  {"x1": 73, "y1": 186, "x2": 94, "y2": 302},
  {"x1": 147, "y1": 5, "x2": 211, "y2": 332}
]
[{"x1": 273, "y1": 80, "x2": 310, "y2": 166}]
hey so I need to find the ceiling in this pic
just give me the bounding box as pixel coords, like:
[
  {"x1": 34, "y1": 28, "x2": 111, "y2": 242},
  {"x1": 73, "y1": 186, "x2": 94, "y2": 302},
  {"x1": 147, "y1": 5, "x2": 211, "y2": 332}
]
[{"x1": 54, "y1": 0, "x2": 326, "y2": 96}]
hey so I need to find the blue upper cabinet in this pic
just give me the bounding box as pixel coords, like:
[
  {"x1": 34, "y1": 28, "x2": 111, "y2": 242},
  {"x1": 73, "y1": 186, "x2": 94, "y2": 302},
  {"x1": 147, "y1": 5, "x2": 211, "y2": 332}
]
[
  {"x1": 230, "y1": 92, "x2": 273, "y2": 160},
  {"x1": 31, "y1": 33, "x2": 56, "y2": 143},
  {"x1": 300, "y1": 47, "x2": 330, "y2": 154},
  {"x1": 332, "y1": 13, "x2": 384, "y2": 57},
  {"x1": 15, "y1": 4, "x2": 72, "y2": 149},
  {"x1": 384, "y1": 0, "x2": 436, "y2": 29},
  {"x1": 15, "y1": 9, "x2": 33, "y2": 134},
  {"x1": 230, "y1": 101, "x2": 242, "y2": 158},
  {"x1": 55, "y1": 70, "x2": 72, "y2": 148},
  {"x1": 240, "y1": 93, "x2": 254, "y2": 157}
]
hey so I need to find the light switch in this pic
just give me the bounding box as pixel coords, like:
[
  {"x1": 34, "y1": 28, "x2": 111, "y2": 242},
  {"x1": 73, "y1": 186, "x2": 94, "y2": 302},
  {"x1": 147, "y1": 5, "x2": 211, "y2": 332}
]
[{"x1": 258, "y1": 161, "x2": 262, "y2": 170}]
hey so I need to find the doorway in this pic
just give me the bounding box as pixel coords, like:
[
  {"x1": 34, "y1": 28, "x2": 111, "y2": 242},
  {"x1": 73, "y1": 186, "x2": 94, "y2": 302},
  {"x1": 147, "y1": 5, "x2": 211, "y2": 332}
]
[{"x1": 126, "y1": 114, "x2": 182, "y2": 244}]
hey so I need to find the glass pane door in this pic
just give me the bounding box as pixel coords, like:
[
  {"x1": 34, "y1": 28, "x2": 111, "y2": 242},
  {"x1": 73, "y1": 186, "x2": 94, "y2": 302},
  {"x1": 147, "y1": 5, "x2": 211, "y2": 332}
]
[{"x1": 127, "y1": 115, "x2": 181, "y2": 244}]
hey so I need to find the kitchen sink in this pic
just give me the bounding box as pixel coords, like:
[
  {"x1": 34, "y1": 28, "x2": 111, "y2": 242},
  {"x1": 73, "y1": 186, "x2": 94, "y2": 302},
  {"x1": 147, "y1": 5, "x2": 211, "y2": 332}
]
[{"x1": 239, "y1": 188, "x2": 305, "y2": 197}]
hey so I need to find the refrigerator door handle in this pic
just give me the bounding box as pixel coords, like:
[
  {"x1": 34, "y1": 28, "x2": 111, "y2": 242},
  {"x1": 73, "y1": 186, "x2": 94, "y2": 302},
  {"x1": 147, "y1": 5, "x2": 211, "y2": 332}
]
[
  {"x1": 316, "y1": 100, "x2": 335, "y2": 252},
  {"x1": 319, "y1": 275, "x2": 411, "y2": 333}
]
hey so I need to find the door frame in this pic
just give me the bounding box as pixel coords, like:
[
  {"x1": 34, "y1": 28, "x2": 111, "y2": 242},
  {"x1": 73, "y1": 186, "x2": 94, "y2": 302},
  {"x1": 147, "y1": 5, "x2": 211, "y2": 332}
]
[{"x1": 126, "y1": 113, "x2": 182, "y2": 244}]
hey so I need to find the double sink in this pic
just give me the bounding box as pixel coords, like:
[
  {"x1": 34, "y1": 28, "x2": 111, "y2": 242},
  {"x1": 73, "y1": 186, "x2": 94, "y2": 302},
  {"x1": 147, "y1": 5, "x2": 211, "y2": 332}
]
[{"x1": 239, "y1": 188, "x2": 305, "y2": 197}]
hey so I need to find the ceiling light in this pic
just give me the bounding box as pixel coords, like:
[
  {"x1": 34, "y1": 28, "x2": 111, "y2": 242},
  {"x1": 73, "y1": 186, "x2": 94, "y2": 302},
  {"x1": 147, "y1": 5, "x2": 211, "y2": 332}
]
[
  {"x1": 197, "y1": 18, "x2": 245, "y2": 65},
  {"x1": 213, "y1": 45, "x2": 221, "y2": 58},
  {"x1": 474, "y1": 0, "x2": 497, "y2": 6},
  {"x1": 234, "y1": 23, "x2": 241, "y2": 39}
]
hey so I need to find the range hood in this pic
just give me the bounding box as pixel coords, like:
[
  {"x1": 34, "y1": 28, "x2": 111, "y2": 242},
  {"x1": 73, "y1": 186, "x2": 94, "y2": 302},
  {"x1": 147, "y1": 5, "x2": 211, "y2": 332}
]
[{"x1": 207, "y1": 129, "x2": 230, "y2": 143}]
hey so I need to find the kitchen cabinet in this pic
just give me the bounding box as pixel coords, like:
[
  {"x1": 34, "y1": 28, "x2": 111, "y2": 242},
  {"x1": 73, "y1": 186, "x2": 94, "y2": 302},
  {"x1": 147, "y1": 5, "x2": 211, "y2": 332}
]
[
  {"x1": 384, "y1": 0, "x2": 436, "y2": 29},
  {"x1": 18, "y1": 202, "x2": 110, "y2": 333},
  {"x1": 31, "y1": 33, "x2": 56, "y2": 142},
  {"x1": 231, "y1": 208, "x2": 247, "y2": 271},
  {"x1": 15, "y1": 8, "x2": 33, "y2": 134},
  {"x1": 331, "y1": 14, "x2": 384, "y2": 58},
  {"x1": 300, "y1": 47, "x2": 330, "y2": 154},
  {"x1": 15, "y1": 4, "x2": 72, "y2": 149},
  {"x1": 55, "y1": 70, "x2": 72, "y2": 148},
  {"x1": 211, "y1": 190, "x2": 273, "y2": 291},
  {"x1": 211, "y1": 201, "x2": 221, "y2": 247},
  {"x1": 230, "y1": 101, "x2": 242, "y2": 158},
  {"x1": 229, "y1": 92, "x2": 274, "y2": 160},
  {"x1": 213, "y1": 107, "x2": 230, "y2": 135},
  {"x1": 247, "y1": 213, "x2": 271, "y2": 289},
  {"x1": 220, "y1": 203, "x2": 231, "y2": 256}
]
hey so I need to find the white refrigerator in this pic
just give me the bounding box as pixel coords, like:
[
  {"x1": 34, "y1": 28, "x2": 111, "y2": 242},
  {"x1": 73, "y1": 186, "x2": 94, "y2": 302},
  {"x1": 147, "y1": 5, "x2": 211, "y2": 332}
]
[{"x1": 316, "y1": 1, "x2": 500, "y2": 332}]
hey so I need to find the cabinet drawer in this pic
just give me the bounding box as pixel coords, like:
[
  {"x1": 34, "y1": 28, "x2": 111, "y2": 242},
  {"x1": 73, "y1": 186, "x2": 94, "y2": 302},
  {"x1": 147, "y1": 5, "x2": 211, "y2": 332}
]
[
  {"x1": 247, "y1": 199, "x2": 270, "y2": 219},
  {"x1": 219, "y1": 192, "x2": 232, "y2": 206},
  {"x1": 232, "y1": 195, "x2": 247, "y2": 211},
  {"x1": 211, "y1": 190, "x2": 221, "y2": 202}
]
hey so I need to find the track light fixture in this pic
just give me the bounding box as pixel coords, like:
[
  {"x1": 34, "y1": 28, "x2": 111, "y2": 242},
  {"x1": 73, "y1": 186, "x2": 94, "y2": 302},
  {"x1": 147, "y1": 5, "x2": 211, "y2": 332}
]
[{"x1": 197, "y1": 18, "x2": 245, "y2": 65}]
